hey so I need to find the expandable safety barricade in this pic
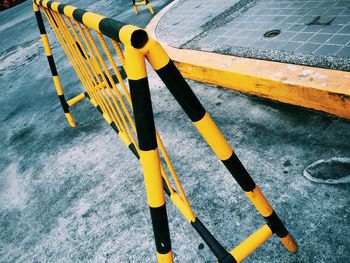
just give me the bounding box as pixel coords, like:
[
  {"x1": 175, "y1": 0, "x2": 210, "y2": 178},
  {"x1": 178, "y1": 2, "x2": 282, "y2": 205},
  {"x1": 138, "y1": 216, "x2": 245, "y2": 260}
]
[
  {"x1": 132, "y1": 0, "x2": 154, "y2": 15},
  {"x1": 33, "y1": 1, "x2": 297, "y2": 262}
]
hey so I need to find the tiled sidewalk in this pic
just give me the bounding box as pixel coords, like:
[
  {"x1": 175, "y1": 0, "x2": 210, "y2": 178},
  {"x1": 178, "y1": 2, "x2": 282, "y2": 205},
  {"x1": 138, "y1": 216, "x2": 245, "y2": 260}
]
[{"x1": 156, "y1": 0, "x2": 350, "y2": 71}]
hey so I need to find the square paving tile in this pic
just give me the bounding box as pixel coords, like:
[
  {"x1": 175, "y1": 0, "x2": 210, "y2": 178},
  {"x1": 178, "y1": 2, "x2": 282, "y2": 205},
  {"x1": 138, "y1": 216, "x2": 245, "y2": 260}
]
[
  {"x1": 262, "y1": 40, "x2": 286, "y2": 50},
  {"x1": 290, "y1": 33, "x2": 314, "y2": 42},
  {"x1": 307, "y1": 34, "x2": 333, "y2": 44},
  {"x1": 320, "y1": 25, "x2": 343, "y2": 34},
  {"x1": 333, "y1": 16, "x2": 350, "y2": 25},
  {"x1": 302, "y1": 25, "x2": 323, "y2": 33},
  {"x1": 313, "y1": 44, "x2": 343, "y2": 56},
  {"x1": 280, "y1": 41, "x2": 303, "y2": 52},
  {"x1": 285, "y1": 24, "x2": 306, "y2": 32},
  {"x1": 276, "y1": 32, "x2": 297, "y2": 41},
  {"x1": 338, "y1": 25, "x2": 350, "y2": 34},
  {"x1": 327, "y1": 35, "x2": 350, "y2": 45},
  {"x1": 295, "y1": 43, "x2": 320, "y2": 53},
  {"x1": 335, "y1": 46, "x2": 350, "y2": 57}
]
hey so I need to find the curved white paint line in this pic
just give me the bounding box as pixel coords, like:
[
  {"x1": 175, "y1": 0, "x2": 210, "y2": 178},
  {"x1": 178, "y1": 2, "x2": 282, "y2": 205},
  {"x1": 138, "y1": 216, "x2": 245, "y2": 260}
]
[{"x1": 303, "y1": 157, "x2": 350, "y2": 184}]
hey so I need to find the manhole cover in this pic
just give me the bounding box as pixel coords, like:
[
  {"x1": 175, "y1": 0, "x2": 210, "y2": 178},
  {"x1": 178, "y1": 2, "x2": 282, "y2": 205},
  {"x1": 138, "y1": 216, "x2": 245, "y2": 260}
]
[
  {"x1": 303, "y1": 157, "x2": 350, "y2": 184},
  {"x1": 264, "y1": 29, "x2": 281, "y2": 38}
]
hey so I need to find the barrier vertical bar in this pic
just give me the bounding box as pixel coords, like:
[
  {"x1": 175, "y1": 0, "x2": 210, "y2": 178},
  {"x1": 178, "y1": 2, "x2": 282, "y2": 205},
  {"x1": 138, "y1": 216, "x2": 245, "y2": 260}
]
[
  {"x1": 125, "y1": 45, "x2": 173, "y2": 263},
  {"x1": 33, "y1": 2, "x2": 76, "y2": 127},
  {"x1": 132, "y1": 0, "x2": 139, "y2": 15}
]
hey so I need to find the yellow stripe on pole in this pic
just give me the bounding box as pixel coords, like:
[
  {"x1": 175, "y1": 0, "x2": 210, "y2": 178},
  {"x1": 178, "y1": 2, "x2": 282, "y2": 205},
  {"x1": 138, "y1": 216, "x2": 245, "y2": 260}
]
[
  {"x1": 156, "y1": 251, "x2": 173, "y2": 263},
  {"x1": 82, "y1": 12, "x2": 105, "y2": 33},
  {"x1": 103, "y1": 112, "x2": 112, "y2": 124},
  {"x1": 41, "y1": 0, "x2": 49, "y2": 8},
  {"x1": 140, "y1": 149, "x2": 165, "y2": 208},
  {"x1": 62, "y1": 5, "x2": 77, "y2": 17},
  {"x1": 41, "y1": 34, "x2": 52, "y2": 56},
  {"x1": 245, "y1": 186, "x2": 273, "y2": 217},
  {"x1": 147, "y1": 3, "x2": 154, "y2": 14},
  {"x1": 52, "y1": 76, "x2": 64, "y2": 95},
  {"x1": 33, "y1": 2, "x2": 39, "y2": 11},
  {"x1": 193, "y1": 112, "x2": 233, "y2": 161},
  {"x1": 230, "y1": 224, "x2": 273, "y2": 262},
  {"x1": 279, "y1": 234, "x2": 298, "y2": 253},
  {"x1": 67, "y1": 92, "x2": 86, "y2": 107},
  {"x1": 124, "y1": 45, "x2": 147, "y2": 80},
  {"x1": 146, "y1": 39, "x2": 170, "y2": 70},
  {"x1": 170, "y1": 193, "x2": 196, "y2": 223},
  {"x1": 50, "y1": 1, "x2": 60, "y2": 11},
  {"x1": 65, "y1": 113, "x2": 77, "y2": 128},
  {"x1": 135, "y1": 1, "x2": 147, "y2": 6}
]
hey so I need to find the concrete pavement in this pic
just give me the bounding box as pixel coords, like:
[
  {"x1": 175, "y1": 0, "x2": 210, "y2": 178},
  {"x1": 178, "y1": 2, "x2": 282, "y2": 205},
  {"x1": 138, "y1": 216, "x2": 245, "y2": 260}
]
[{"x1": 0, "y1": 0, "x2": 349, "y2": 262}]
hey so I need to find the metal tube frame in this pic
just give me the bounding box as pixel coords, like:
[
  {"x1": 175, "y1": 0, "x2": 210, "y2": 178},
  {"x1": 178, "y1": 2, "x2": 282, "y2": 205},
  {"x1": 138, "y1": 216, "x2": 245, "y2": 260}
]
[{"x1": 33, "y1": 1, "x2": 298, "y2": 262}]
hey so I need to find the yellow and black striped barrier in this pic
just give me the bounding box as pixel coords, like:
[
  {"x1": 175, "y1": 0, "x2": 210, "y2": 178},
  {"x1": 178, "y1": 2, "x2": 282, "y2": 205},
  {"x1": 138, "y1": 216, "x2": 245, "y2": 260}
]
[
  {"x1": 33, "y1": 1, "x2": 297, "y2": 262},
  {"x1": 132, "y1": 0, "x2": 154, "y2": 15}
]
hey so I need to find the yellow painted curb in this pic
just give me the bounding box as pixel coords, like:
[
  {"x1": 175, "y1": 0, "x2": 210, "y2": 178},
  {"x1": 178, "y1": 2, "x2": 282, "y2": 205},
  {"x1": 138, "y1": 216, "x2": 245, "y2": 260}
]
[{"x1": 146, "y1": 1, "x2": 350, "y2": 119}]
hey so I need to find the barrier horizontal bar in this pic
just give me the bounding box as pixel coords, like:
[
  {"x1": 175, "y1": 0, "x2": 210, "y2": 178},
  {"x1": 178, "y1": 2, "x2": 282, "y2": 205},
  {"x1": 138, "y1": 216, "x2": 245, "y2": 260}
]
[
  {"x1": 34, "y1": 0, "x2": 149, "y2": 48},
  {"x1": 135, "y1": 1, "x2": 147, "y2": 6},
  {"x1": 229, "y1": 224, "x2": 273, "y2": 262},
  {"x1": 67, "y1": 92, "x2": 87, "y2": 107}
]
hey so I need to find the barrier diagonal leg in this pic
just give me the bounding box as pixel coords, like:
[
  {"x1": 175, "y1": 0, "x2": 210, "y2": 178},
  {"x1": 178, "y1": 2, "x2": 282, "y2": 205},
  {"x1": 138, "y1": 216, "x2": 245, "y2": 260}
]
[
  {"x1": 125, "y1": 45, "x2": 173, "y2": 263},
  {"x1": 146, "y1": 0, "x2": 155, "y2": 15},
  {"x1": 146, "y1": 40, "x2": 297, "y2": 254},
  {"x1": 34, "y1": 3, "x2": 76, "y2": 128}
]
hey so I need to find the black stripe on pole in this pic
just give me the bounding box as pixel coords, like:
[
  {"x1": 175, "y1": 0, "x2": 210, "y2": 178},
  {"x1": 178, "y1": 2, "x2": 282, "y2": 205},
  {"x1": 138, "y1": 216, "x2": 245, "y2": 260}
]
[
  {"x1": 161, "y1": 178, "x2": 171, "y2": 196},
  {"x1": 128, "y1": 143, "x2": 140, "y2": 159},
  {"x1": 110, "y1": 121, "x2": 119, "y2": 134},
  {"x1": 191, "y1": 219, "x2": 236, "y2": 263},
  {"x1": 34, "y1": 11, "x2": 46, "y2": 34},
  {"x1": 149, "y1": 205, "x2": 172, "y2": 254},
  {"x1": 72, "y1": 8, "x2": 87, "y2": 23},
  {"x1": 264, "y1": 211, "x2": 288, "y2": 238},
  {"x1": 155, "y1": 60, "x2": 206, "y2": 122},
  {"x1": 57, "y1": 3, "x2": 67, "y2": 14},
  {"x1": 99, "y1": 18, "x2": 148, "y2": 48},
  {"x1": 99, "y1": 18, "x2": 125, "y2": 43},
  {"x1": 46, "y1": 1, "x2": 53, "y2": 9},
  {"x1": 129, "y1": 78, "x2": 157, "y2": 151},
  {"x1": 76, "y1": 41, "x2": 87, "y2": 59},
  {"x1": 47, "y1": 55, "x2": 58, "y2": 76},
  {"x1": 84, "y1": 91, "x2": 90, "y2": 99},
  {"x1": 222, "y1": 153, "x2": 256, "y2": 192},
  {"x1": 96, "y1": 105, "x2": 103, "y2": 114},
  {"x1": 58, "y1": 95, "x2": 70, "y2": 113},
  {"x1": 102, "y1": 73, "x2": 113, "y2": 87}
]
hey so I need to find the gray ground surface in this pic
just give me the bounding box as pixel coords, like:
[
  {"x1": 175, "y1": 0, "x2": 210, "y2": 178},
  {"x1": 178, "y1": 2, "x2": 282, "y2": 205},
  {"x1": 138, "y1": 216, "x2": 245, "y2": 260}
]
[
  {"x1": 156, "y1": 0, "x2": 350, "y2": 71},
  {"x1": 1, "y1": 0, "x2": 350, "y2": 262}
]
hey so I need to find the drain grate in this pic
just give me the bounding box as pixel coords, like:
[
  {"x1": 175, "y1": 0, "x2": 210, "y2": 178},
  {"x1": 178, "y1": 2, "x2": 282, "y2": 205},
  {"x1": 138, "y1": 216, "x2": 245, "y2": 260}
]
[{"x1": 264, "y1": 29, "x2": 281, "y2": 38}]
